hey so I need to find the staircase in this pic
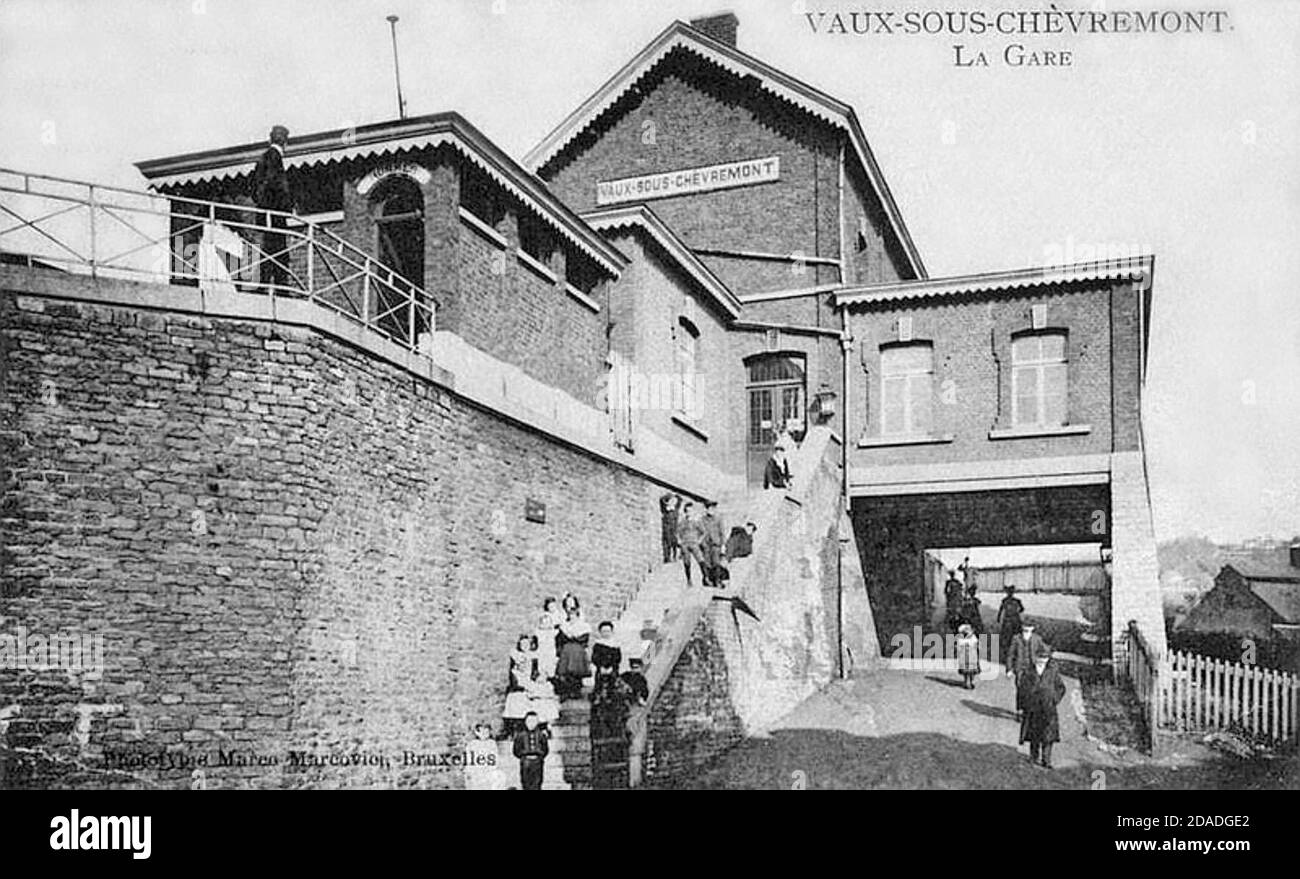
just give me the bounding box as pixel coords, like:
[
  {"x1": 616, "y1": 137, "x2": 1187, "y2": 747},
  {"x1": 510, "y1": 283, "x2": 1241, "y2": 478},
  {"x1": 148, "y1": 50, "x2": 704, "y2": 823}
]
[
  {"x1": 494, "y1": 698, "x2": 593, "y2": 790},
  {"x1": 487, "y1": 480, "x2": 793, "y2": 790}
]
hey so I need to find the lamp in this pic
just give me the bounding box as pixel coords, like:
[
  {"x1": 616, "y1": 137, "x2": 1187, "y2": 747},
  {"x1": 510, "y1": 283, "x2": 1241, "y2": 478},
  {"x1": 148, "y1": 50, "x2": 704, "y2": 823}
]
[{"x1": 813, "y1": 383, "x2": 837, "y2": 421}]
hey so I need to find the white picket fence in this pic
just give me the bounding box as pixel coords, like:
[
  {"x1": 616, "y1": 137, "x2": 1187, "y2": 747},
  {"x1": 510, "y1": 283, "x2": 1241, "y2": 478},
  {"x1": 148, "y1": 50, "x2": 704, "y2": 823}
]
[
  {"x1": 1159, "y1": 649, "x2": 1300, "y2": 744},
  {"x1": 1124, "y1": 622, "x2": 1300, "y2": 746}
]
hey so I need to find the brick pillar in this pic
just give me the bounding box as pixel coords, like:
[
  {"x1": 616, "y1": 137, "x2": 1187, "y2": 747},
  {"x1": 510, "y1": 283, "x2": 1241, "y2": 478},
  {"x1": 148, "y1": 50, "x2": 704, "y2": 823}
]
[
  {"x1": 422, "y1": 157, "x2": 461, "y2": 332},
  {"x1": 1109, "y1": 449, "x2": 1167, "y2": 664}
]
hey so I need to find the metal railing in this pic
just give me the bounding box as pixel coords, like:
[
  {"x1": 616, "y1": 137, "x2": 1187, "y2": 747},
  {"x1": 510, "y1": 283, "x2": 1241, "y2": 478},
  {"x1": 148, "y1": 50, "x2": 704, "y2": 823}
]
[{"x1": 0, "y1": 167, "x2": 435, "y2": 352}]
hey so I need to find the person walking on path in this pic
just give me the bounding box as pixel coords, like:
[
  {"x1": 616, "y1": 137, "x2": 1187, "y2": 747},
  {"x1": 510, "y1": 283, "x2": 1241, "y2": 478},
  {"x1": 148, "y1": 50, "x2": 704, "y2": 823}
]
[
  {"x1": 512, "y1": 711, "x2": 550, "y2": 790},
  {"x1": 659, "y1": 493, "x2": 681, "y2": 563},
  {"x1": 954, "y1": 623, "x2": 981, "y2": 690},
  {"x1": 676, "y1": 501, "x2": 705, "y2": 587},
  {"x1": 996, "y1": 585, "x2": 1025, "y2": 665},
  {"x1": 1019, "y1": 645, "x2": 1066, "y2": 768},
  {"x1": 944, "y1": 570, "x2": 964, "y2": 633},
  {"x1": 1005, "y1": 621, "x2": 1045, "y2": 720},
  {"x1": 960, "y1": 583, "x2": 983, "y2": 636}
]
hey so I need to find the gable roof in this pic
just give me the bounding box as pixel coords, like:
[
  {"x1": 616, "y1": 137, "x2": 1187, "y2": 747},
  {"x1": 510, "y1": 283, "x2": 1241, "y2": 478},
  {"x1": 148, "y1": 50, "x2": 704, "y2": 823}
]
[
  {"x1": 134, "y1": 112, "x2": 626, "y2": 277},
  {"x1": 523, "y1": 19, "x2": 926, "y2": 279},
  {"x1": 1221, "y1": 554, "x2": 1300, "y2": 584},
  {"x1": 583, "y1": 204, "x2": 741, "y2": 319},
  {"x1": 1250, "y1": 582, "x2": 1300, "y2": 624}
]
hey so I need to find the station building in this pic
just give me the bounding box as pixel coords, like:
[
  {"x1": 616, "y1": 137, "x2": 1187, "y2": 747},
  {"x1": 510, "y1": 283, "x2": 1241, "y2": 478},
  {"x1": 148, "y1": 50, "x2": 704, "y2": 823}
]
[{"x1": 134, "y1": 12, "x2": 1164, "y2": 658}]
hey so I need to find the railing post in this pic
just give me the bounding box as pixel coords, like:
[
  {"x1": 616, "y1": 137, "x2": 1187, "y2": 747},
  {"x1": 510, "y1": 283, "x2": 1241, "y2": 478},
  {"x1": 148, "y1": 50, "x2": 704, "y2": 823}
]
[
  {"x1": 407, "y1": 283, "x2": 416, "y2": 350},
  {"x1": 306, "y1": 222, "x2": 315, "y2": 300},
  {"x1": 362, "y1": 262, "x2": 372, "y2": 331},
  {"x1": 88, "y1": 184, "x2": 97, "y2": 278}
]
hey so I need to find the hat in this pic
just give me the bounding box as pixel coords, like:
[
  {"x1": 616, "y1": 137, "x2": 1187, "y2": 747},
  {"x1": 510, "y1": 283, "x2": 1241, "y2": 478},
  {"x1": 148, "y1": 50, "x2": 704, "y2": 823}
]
[{"x1": 1003, "y1": 585, "x2": 1016, "y2": 593}]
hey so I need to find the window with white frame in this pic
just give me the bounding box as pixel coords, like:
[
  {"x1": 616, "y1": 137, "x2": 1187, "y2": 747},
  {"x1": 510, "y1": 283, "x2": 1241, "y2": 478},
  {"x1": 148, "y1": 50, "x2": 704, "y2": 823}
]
[
  {"x1": 674, "y1": 317, "x2": 699, "y2": 418},
  {"x1": 880, "y1": 342, "x2": 933, "y2": 436},
  {"x1": 1011, "y1": 331, "x2": 1068, "y2": 427}
]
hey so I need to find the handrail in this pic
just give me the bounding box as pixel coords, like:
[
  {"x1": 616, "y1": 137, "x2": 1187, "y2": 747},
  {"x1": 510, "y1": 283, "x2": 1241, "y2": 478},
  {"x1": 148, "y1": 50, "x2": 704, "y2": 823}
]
[{"x1": 0, "y1": 166, "x2": 435, "y2": 352}]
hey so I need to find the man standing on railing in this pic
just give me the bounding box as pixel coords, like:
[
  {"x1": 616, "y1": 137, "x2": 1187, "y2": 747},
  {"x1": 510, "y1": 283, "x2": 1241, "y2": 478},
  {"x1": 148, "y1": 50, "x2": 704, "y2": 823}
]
[{"x1": 252, "y1": 125, "x2": 294, "y2": 291}]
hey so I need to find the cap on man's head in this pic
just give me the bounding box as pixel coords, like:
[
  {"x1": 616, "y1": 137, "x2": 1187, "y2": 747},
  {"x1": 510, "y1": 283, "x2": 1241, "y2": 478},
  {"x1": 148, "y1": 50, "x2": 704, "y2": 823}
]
[
  {"x1": 1004, "y1": 585, "x2": 1017, "y2": 593},
  {"x1": 269, "y1": 125, "x2": 289, "y2": 144}
]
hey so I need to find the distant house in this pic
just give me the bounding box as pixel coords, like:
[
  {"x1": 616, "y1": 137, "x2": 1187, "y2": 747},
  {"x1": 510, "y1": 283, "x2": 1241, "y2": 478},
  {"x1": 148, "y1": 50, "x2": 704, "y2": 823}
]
[{"x1": 1178, "y1": 546, "x2": 1300, "y2": 650}]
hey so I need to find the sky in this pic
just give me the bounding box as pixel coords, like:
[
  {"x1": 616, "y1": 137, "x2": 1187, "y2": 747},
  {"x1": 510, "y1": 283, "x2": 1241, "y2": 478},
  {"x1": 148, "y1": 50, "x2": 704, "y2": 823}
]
[{"x1": 2, "y1": 0, "x2": 1297, "y2": 543}]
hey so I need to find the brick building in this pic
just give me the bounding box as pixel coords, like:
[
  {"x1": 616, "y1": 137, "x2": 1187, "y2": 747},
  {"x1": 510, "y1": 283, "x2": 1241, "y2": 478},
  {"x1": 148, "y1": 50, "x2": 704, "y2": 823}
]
[
  {"x1": 1, "y1": 11, "x2": 1166, "y2": 788},
  {"x1": 135, "y1": 12, "x2": 1163, "y2": 656}
]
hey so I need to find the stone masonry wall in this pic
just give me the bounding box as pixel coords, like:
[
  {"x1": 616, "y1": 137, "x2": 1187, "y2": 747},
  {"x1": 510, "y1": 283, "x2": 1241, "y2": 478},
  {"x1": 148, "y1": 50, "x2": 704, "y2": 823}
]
[{"x1": 0, "y1": 284, "x2": 667, "y2": 789}]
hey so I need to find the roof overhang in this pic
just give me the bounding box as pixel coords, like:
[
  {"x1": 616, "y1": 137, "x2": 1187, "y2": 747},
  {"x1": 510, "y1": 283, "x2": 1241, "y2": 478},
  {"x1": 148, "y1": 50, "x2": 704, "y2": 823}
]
[
  {"x1": 135, "y1": 112, "x2": 627, "y2": 278},
  {"x1": 582, "y1": 203, "x2": 741, "y2": 319},
  {"x1": 523, "y1": 20, "x2": 926, "y2": 279},
  {"x1": 835, "y1": 255, "x2": 1155, "y2": 308}
]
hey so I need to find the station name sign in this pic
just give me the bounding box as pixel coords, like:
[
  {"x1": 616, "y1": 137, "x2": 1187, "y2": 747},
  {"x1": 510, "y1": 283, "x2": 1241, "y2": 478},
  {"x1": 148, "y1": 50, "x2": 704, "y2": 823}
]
[{"x1": 595, "y1": 156, "x2": 780, "y2": 206}]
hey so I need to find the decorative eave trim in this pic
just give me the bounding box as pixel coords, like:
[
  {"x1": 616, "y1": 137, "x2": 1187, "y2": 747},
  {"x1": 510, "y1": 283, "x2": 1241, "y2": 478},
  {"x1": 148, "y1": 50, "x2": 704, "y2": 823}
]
[
  {"x1": 523, "y1": 21, "x2": 926, "y2": 279},
  {"x1": 583, "y1": 203, "x2": 741, "y2": 319},
  {"x1": 835, "y1": 255, "x2": 1155, "y2": 307},
  {"x1": 134, "y1": 112, "x2": 627, "y2": 279}
]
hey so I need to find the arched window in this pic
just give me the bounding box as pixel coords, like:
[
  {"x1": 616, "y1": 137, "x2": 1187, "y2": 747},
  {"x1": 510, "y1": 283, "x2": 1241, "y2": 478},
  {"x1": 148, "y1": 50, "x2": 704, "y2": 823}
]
[
  {"x1": 880, "y1": 341, "x2": 933, "y2": 436},
  {"x1": 1011, "y1": 331, "x2": 1067, "y2": 427},
  {"x1": 369, "y1": 175, "x2": 426, "y2": 341},
  {"x1": 673, "y1": 317, "x2": 699, "y2": 418}
]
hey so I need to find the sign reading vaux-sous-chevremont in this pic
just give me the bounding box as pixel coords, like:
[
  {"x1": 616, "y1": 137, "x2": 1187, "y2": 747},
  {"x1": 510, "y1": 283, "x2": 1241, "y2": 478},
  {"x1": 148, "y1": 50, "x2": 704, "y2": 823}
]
[{"x1": 595, "y1": 156, "x2": 781, "y2": 206}]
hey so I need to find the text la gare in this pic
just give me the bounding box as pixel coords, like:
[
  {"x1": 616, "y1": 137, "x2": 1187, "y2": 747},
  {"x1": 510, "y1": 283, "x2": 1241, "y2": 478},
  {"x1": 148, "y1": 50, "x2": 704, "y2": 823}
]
[{"x1": 954, "y1": 44, "x2": 1074, "y2": 67}]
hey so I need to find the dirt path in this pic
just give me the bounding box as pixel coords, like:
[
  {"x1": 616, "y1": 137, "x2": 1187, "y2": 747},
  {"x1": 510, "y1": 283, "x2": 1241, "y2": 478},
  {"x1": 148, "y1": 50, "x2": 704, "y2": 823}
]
[{"x1": 676, "y1": 662, "x2": 1296, "y2": 789}]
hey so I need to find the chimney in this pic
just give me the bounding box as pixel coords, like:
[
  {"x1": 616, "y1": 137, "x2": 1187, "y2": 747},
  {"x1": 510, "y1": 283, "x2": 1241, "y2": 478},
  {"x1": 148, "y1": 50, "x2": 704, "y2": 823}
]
[
  {"x1": 1291, "y1": 543, "x2": 1300, "y2": 569},
  {"x1": 689, "y1": 12, "x2": 739, "y2": 47}
]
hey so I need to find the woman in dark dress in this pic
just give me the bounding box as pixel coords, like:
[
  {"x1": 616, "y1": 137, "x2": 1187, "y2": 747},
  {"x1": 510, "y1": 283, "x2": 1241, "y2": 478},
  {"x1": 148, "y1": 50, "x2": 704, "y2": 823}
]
[{"x1": 555, "y1": 596, "x2": 591, "y2": 699}]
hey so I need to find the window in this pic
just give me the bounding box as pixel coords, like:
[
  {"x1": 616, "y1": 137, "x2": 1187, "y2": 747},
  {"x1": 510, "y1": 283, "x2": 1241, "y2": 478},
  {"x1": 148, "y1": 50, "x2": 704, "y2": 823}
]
[
  {"x1": 880, "y1": 342, "x2": 933, "y2": 436},
  {"x1": 566, "y1": 252, "x2": 600, "y2": 297},
  {"x1": 459, "y1": 165, "x2": 504, "y2": 229},
  {"x1": 674, "y1": 317, "x2": 699, "y2": 418},
  {"x1": 517, "y1": 210, "x2": 555, "y2": 267},
  {"x1": 1012, "y1": 331, "x2": 1067, "y2": 427}
]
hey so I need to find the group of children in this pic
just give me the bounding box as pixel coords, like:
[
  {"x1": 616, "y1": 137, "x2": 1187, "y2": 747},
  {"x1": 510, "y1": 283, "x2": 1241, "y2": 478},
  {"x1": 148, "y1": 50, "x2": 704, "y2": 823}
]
[{"x1": 483, "y1": 592, "x2": 651, "y2": 789}]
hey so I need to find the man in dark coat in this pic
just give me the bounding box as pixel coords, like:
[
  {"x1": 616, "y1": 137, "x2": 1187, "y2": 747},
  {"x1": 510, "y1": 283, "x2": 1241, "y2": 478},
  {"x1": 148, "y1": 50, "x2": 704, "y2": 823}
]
[
  {"x1": 251, "y1": 124, "x2": 294, "y2": 290},
  {"x1": 763, "y1": 445, "x2": 791, "y2": 490},
  {"x1": 659, "y1": 493, "x2": 681, "y2": 563},
  {"x1": 676, "y1": 502, "x2": 705, "y2": 587},
  {"x1": 996, "y1": 585, "x2": 1025, "y2": 665},
  {"x1": 698, "y1": 500, "x2": 725, "y2": 588},
  {"x1": 620, "y1": 657, "x2": 649, "y2": 706},
  {"x1": 944, "y1": 571, "x2": 964, "y2": 633},
  {"x1": 1019, "y1": 646, "x2": 1066, "y2": 768},
  {"x1": 1005, "y1": 621, "x2": 1045, "y2": 718},
  {"x1": 511, "y1": 711, "x2": 550, "y2": 790}
]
